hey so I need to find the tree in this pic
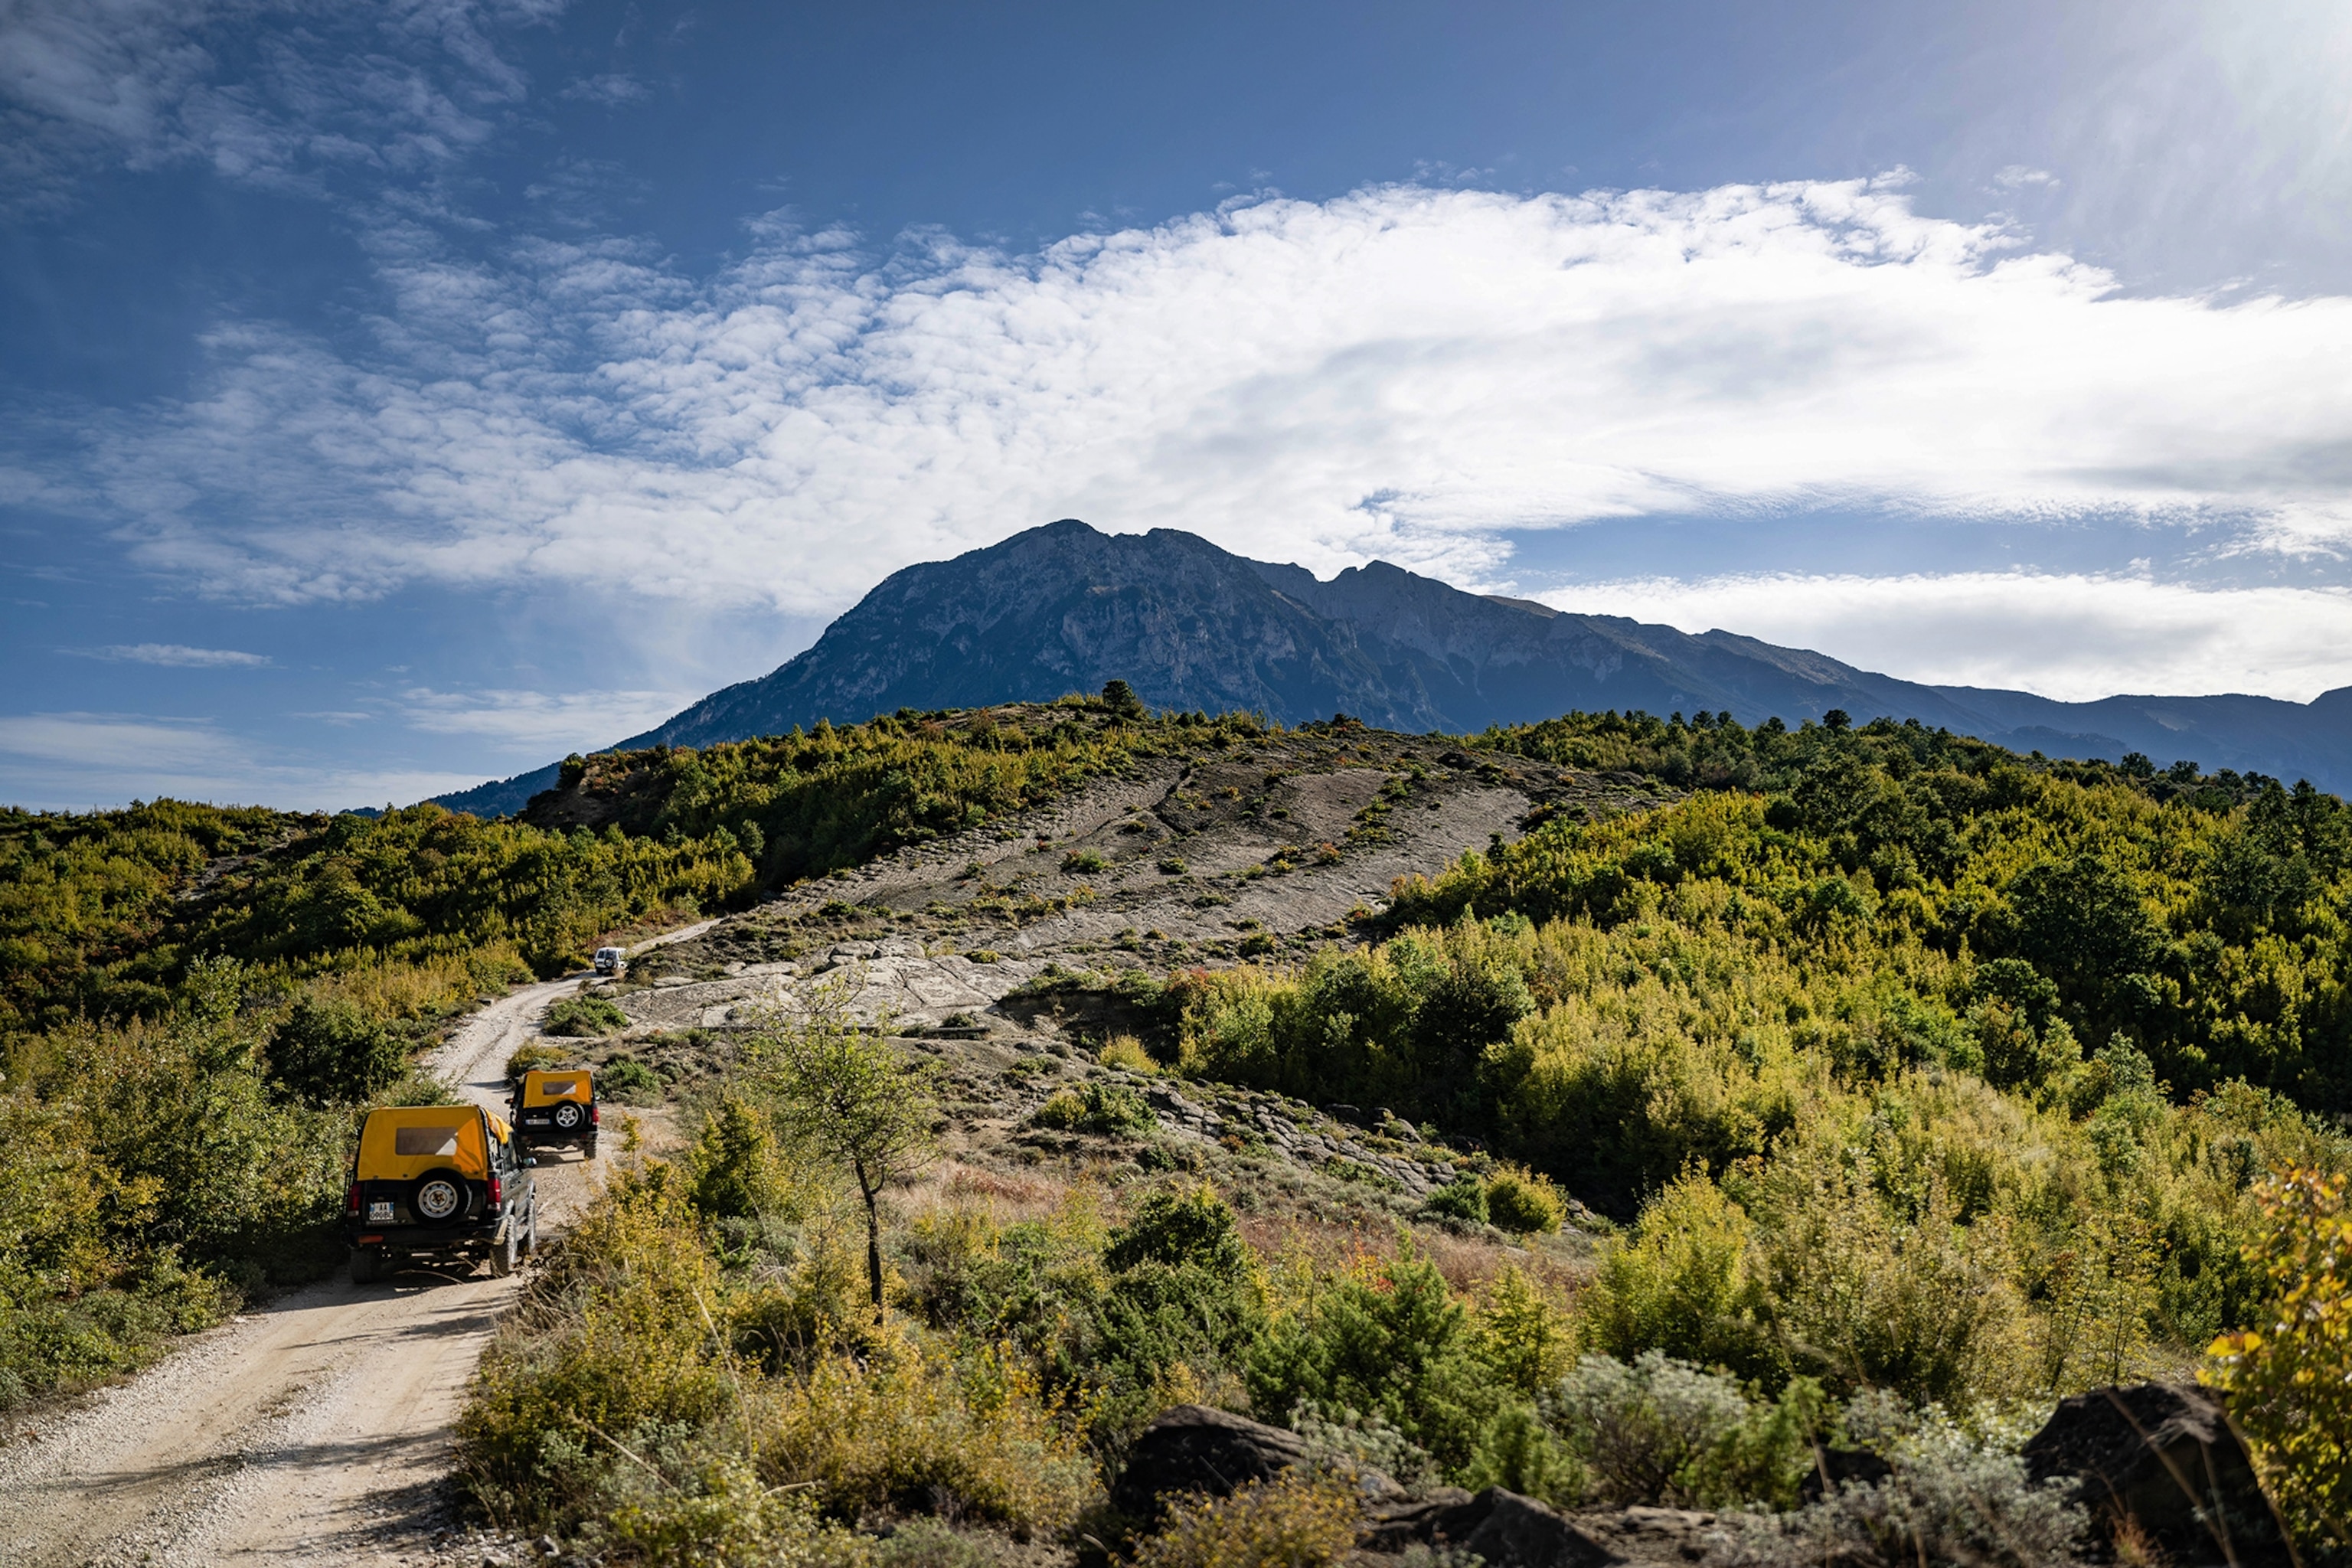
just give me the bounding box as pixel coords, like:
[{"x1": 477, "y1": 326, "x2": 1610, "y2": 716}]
[
  {"x1": 1101, "y1": 678, "x2": 1146, "y2": 720},
  {"x1": 269, "y1": 995, "x2": 407, "y2": 1106},
  {"x1": 746, "y1": 992, "x2": 936, "y2": 1310}
]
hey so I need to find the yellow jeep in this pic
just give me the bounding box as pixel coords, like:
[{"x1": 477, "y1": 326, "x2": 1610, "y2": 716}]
[
  {"x1": 345, "y1": 1104, "x2": 537, "y2": 1283},
  {"x1": 509, "y1": 1068, "x2": 599, "y2": 1158}
]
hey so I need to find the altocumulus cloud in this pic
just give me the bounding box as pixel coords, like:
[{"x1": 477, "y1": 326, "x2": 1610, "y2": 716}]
[{"x1": 50, "y1": 178, "x2": 2352, "y2": 642}]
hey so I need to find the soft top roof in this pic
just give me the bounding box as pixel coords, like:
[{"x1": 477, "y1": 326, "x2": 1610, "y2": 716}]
[
  {"x1": 355, "y1": 1104, "x2": 510, "y2": 1181},
  {"x1": 519, "y1": 1069, "x2": 593, "y2": 1106}
]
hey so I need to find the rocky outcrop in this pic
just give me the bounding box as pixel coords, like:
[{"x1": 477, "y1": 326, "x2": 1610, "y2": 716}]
[
  {"x1": 2023, "y1": 1383, "x2": 2291, "y2": 1566},
  {"x1": 1107, "y1": 1404, "x2": 1313, "y2": 1524}
]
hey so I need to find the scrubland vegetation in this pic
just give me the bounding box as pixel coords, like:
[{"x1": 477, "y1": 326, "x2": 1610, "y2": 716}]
[
  {"x1": 5, "y1": 696, "x2": 2352, "y2": 1563},
  {"x1": 0, "y1": 700, "x2": 1194, "y2": 1409}
]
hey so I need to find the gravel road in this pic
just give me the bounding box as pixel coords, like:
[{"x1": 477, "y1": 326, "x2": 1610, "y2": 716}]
[{"x1": 0, "y1": 921, "x2": 714, "y2": 1567}]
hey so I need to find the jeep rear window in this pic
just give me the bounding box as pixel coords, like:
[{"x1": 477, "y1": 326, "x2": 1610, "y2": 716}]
[
  {"x1": 395, "y1": 1126, "x2": 460, "y2": 1156},
  {"x1": 541, "y1": 1079, "x2": 580, "y2": 1097}
]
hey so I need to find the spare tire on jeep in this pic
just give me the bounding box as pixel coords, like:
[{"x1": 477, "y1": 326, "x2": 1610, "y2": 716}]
[{"x1": 411, "y1": 1168, "x2": 469, "y2": 1223}]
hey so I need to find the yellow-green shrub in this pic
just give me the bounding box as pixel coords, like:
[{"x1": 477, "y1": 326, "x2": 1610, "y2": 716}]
[
  {"x1": 755, "y1": 1334, "x2": 1095, "y2": 1529},
  {"x1": 2204, "y1": 1168, "x2": 2352, "y2": 1556},
  {"x1": 1132, "y1": 1469, "x2": 1364, "y2": 1568}
]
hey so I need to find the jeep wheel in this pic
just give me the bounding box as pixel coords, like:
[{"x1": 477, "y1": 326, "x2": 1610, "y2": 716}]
[
  {"x1": 411, "y1": 1168, "x2": 467, "y2": 1223},
  {"x1": 489, "y1": 1227, "x2": 520, "y2": 1277},
  {"x1": 349, "y1": 1246, "x2": 382, "y2": 1285},
  {"x1": 552, "y1": 1101, "x2": 586, "y2": 1132}
]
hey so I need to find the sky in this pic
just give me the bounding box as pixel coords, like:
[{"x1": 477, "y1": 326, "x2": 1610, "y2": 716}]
[{"x1": 6, "y1": 0, "x2": 2352, "y2": 811}]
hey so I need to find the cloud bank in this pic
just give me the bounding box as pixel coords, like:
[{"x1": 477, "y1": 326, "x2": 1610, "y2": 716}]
[
  {"x1": 1539, "y1": 572, "x2": 2352, "y2": 704},
  {"x1": 47, "y1": 177, "x2": 2352, "y2": 645}
]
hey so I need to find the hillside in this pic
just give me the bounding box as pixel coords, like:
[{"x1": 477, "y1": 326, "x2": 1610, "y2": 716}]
[
  {"x1": 434, "y1": 521, "x2": 2352, "y2": 818},
  {"x1": 6, "y1": 700, "x2": 2352, "y2": 1563}
]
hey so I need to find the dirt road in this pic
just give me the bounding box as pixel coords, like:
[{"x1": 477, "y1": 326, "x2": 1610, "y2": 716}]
[{"x1": 0, "y1": 921, "x2": 713, "y2": 1567}]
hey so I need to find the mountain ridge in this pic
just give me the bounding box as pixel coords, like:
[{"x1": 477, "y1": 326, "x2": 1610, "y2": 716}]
[{"x1": 431, "y1": 520, "x2": 2352, "y2": 815}]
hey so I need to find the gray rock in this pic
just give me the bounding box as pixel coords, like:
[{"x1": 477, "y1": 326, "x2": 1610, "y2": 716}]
[
  {"x1": 1108, "y1": 1404, "x2": 1309, "y2": 1524},
  {"x1": 2022, "y1": 1382, "x2": 2291, "y2": 1567},
  {"x1": 1429, "y1": 1488, "x2": 1619, "y2": 1567}
]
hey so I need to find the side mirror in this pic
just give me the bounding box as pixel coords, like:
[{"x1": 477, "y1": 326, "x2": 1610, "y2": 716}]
[{"x1": 526, "y1": 1157, "x2": 538, "y2": 1167}]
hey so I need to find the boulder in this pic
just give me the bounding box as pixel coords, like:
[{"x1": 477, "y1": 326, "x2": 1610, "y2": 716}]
[
  {"x1": 2022, "y1": 1383, "x2": 2290, "y2": 1566},
  {"x1": 1425, "y1": 1488, "x2": 1620, "y2": 1568},
  {"x1": 1107, "y1": 1405, "x2": 1309, "y2": 1524}
]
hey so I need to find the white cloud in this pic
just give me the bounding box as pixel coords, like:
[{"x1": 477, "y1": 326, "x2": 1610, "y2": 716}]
[
  {"x1": 558, "y1": 73, "x2": 647, "y2": 105},
  {"x1": 0, "y1": 712, "x2": 247, "y2": 771},
  {"x1": 72, "y1": 642, "x2": 272, "y2": 667},
  {"x1": 0, "y1": 0, "x2": 547, "y2": 207},
  {"x1": 397, "y1": 686, "x2": 696, "y2": 754},
  {"x1": 55, "y1": 178, "x2": 2352, "y2": 642},
  {"x1": 1535, "y1": 571, "x2": 2352, "y2": 703}
]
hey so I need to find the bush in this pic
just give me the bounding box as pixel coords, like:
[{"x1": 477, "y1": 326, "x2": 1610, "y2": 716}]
[
  {"x1": 1033, "y1": 1082, "x2": 1155, "y2": 1136},
  {"x1": 269, "y1": 995, "x2": 410, "y2": 1106},
  {"x1": 504, "y1": 1041, "x2": 570, "y2": 1081},
  {"x1": 1420, "y1": 1176, "x2": 1488, "y2": 1227},
  {"x1": 755, "y1": 1337, "x2": 1096, "y2": 1529},
  {"x1": 1099, "y1": 1034, "x2": 1158, "y2": 1073},
  {"x1": 1715, "y1": 1407, "x2": 2089, "y2": 1567},
  {"x1": 1583, "y1": 1169, "x2": 1773, "y2": 1380},
  {"x1": 1540, "y1": 1351, "x2": 1822, "y2": 1511},
  {"x1": 599, "y1": 1058, "x2": 663, "y2": 1102},
  {"x1": 1483, "y1": 1165, "x2": 1565, "y2": 1234},
  {"x1": 2203, "y1": 1167, "x2": 2352, "y2": 1557},
  {"x1": 686, "y1": 1096, "x2": 786, "y2": 1221},
  {"x1": 1132, "y1": 1468, "x2": 1363, "y2": 1568},
  {"x1": 1246, "y1": 1240, "x2": 1493, "y2": 1471},
  {"x1": 543, "y1": 995, "x2": 629, "y2": 1037}
]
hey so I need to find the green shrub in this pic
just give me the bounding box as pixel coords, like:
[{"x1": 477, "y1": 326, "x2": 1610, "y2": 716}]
[
  {"x1": 1419, "y1": 1177, "x2": 1488, "y2": 1227},
  {"x1": 1106, "y1": 1185, "x2": 1250, "y2": 1276},
  {"x1": 1483, "y1": 1165, "x2": 1565, "y2": 1234},
  {"x1": 544, "y1": 994, "x2": 629, "y2": 1037},
  {"x1": 1246, "y1": 1240, "x2": 1493, "y2": 1471},
  {"x1": 599, "y1": 1058, "x2": 663, "y2": 1102},
  {"x1": 1158, "y1": 857, "x2": 1187, "y2": 875},
  {"x1": 1063, "y1": 849, "x2": 1109, "y2": 874},
  {"x1": 268, "y1": 995, "x2": 410, "y2": 1106},
  {"x1": 1540, "y1": 1351, "x2": 1824, "y2": 1511},
  {"x1": 1033, "y1": 1082, "x2": 1155, "y2": 1136},
  {"x1": 686, "y1": 1096, "x2": 786, "y2": 1221}
]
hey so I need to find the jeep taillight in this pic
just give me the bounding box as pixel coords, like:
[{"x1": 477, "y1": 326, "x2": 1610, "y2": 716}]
[
  {"x1": 488, "y1": 1174, "x2": 504, "y2": 1207},
  {"x1": 590, "y1": 1104, "x2": 600, "y2": 1125},
  {"x1": 346, "y1": 1181, "x2": 361, "y2": 1217}
]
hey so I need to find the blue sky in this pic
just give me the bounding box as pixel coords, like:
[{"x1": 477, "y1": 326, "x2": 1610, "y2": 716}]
[{"x1": 6, "y1": 0, "x2": 2352, "y2": 809}]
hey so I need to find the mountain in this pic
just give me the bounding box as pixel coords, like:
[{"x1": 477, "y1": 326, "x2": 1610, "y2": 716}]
[{"x1": 432, "y1": 520, "x2": 2352, "y2": 815}]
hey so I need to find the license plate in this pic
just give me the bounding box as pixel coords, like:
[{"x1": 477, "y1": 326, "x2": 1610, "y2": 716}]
[
  {"x1": 368, "y1": 1200, "x2": 394, "y2": 1222},
  {"x1": 524, "y1": 1115, "x2": 549, "y2": 1124}
]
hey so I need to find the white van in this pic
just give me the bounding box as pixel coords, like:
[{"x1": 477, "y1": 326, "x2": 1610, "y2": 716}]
[{"x1": 593, "y1": 946, "x2": 626, "y2": 976}]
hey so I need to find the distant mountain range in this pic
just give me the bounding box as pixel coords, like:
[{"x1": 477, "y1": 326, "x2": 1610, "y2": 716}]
[{"x1": 434, "y1": 520, "x2": 2352, "y2": 815}]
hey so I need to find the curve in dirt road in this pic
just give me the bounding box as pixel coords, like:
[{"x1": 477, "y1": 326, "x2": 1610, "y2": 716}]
[{"x1": 0, "y1": 917, "x2": 718, "y2": 1568}]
